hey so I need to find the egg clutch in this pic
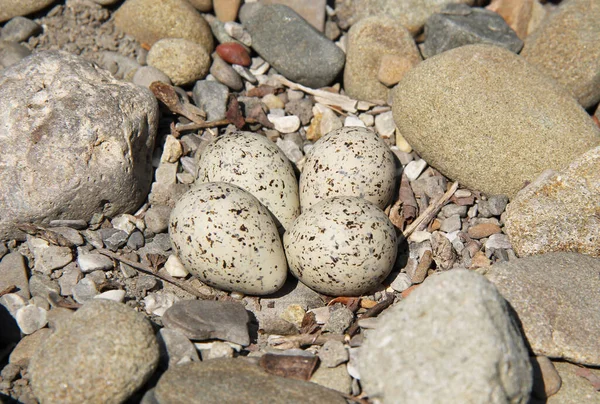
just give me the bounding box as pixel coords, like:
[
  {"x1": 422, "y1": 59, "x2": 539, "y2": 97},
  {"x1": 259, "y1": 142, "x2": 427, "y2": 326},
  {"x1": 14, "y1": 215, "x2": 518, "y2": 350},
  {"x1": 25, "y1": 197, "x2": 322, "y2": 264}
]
[{"x1": 169, "y1": 127, "x2": 399, "y2": 296}]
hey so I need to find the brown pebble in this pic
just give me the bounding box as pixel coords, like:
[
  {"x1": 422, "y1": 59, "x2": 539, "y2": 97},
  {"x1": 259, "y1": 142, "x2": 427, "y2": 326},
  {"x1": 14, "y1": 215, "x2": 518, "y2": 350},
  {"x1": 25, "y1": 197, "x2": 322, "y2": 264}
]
[
  {"x1": 470, "y1": 251, "x2": 491, "y2": 268},
  {"x1": 531, "y1": 355, "x2": 562, "y2": 398},
  {"x1": 216, "y1": 43, "x2": 251, "y2": 67},
  {"x1": 467, "y1": 223, "x2": 502, "y2": 239},
  {"x1": 412, "y1": 250, "x2": 432, "y2": 284}
]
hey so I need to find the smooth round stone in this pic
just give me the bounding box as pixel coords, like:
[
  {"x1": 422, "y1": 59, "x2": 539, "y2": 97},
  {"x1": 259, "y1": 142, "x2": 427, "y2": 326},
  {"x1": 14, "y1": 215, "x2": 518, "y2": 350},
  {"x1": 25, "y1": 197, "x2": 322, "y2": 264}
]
[
  {"x1": 147, "y1": 38, "x2": 210, "y2": 86},
  {"x1": 392, "y1": 44, "x2": 600, "y2": 197},
  {"x1": 187, "y1": 0, "x2": 212, "y2": 12},
  {"x1": 15, "y1": 304, "x2": 47, "y2": 335},
  {"x1": 0, "y1": 0, "x2": 56, "y2": 23},
  {"x1": 29, "y1": 299, "x2": 159, "y2": 404},
  {"x1": 521, "y1": 0, "x2": 600, "y2": 108},
  {"x1": 0, "y1": 41, "x2": 31, "y2": 69},
  {"x1": 133, "y1": 66, "x2": 172, "y2": 89},
  {"x1": 0, "y1": 16, "x2": 42, "y2": 42},
  {"x1": 114, "y1": 0, "x2": 214, "y2": 52},
  {"x1": 216, "y1": 42, "x2": 251, "y2": 66}
]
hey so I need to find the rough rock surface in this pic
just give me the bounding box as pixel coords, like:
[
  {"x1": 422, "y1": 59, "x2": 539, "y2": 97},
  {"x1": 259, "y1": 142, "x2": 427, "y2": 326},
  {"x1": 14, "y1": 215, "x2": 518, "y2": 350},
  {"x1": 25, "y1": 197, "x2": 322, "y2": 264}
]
[
  {"x1": 153, "y1": 358, "x2": 346, "y2": 404},
  {"x1": 29, "y1": 299, "x2": 159, "y2": 404},
  {"x1": 0, "y1": 51, "x2": 158, "y2": 241},
  {"x1": 344, "y1": 16, "x2": 421, "y2": 102},
  {"x1": 0, "y1": 52, "x2": 158, "y2": 239},
  {"x1": 360, "y1": 269, "x2": 532, "y2": 403},
  {"x1": 392, "y1": 44, "x2": 599, "y2": 197},
  {"x1": 546, "y1": 361, "x2": 600, "y2": 404},
  {"x1": 239, "y1": 4, "x2": 345, "y2": 88},
  {"x1": 485, "y1": 253, "x2": 600, "y2": 366},
  {"x1": 114, "y1": 0, "x2": 214, "y2": 52},
  {"x1": 521, "y1": 0, "x2": 600, "y2": 108},
  {"x1": 0, "y1": 0, "x2": 56, "y2": 23},
  {"x1": 505, "y1": 146, "x2": 600, "y2": 257}
]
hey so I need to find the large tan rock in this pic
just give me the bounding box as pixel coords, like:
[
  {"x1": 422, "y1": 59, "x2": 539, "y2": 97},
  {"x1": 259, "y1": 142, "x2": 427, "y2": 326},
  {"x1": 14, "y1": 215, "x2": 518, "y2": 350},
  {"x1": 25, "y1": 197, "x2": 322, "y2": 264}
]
[
  {"x1": 0, "y1": 0, "x2": 56, "y2": 23},
  {"x1": 114, "y1": 0, "x2": 214, "y2": 52},
  {"x1": 392, "y1": 44, "x2": 600, "y2": 197},
  {"x1": 521, "y1": 0, "x2": 600, "y2": 108},
  {"x1": 344, "y1": 16, "x2": 421, "y2": 103},
  {"x1": 505, "y1": 146, "x2": 600, "y2": 257}
]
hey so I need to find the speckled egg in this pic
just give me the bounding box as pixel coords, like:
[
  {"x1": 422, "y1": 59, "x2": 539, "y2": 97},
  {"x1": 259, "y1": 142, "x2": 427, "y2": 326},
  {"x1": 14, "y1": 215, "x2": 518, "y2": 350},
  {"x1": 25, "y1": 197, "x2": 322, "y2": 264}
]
[
  {"x1": 169, "y1": 182, "x2": 287, "y2": 295},
  {"x1": 283, "y1": 196, "x2": 397, "y2": 296},
  {"x1": 299, "y1": 126, "x2": 397, "y2": 211},
  {"x1": 196, "y1": 131, "x2": 300, "y2": 231}
]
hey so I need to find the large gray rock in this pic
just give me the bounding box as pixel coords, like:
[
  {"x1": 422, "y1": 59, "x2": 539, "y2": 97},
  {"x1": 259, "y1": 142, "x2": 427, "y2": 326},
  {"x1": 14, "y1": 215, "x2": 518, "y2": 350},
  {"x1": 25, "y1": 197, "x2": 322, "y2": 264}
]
[
  {"x1": 240, "y1": 4, "x2": 345, "y2": 88},
  {"x1": 0, "y1": 0, "x2": 56, "y2": 23},
  {"x1": 422, "y1": 5, "x2": 523, "y2": 58},
  {"x1": 521, "y1": 0, "x2": 600, "y2": 108},
  {"x1": 335, "y1": 0, "x2": 475, "y2": 34},
  {"x1": 29, "y1": 299, "x2": 159, "y2": 404},
  {"x1": 360, "y1": 269, "x2": 532, "y2": 404},
  {"x1": 485, "y1": 253, "x2": 600, "y2": 366},
  {"x1": 153, "y1": 358, "x2": 346, "y2": 404},
  {"x1": 344, "y1": 16, "x2": 421, "y2": 103},
  {"x1": 0, "y1": 51, "x2": 158, "y2": 241},
  {"x1": 505, "y1": 146, "x2": 600, "y2": 257},
  {"x1": 392, "y1": 44, "x2": 600, "y2": 197},
  {"x1": 114, "y1": 0, "x2": 214, "y2": 52}
]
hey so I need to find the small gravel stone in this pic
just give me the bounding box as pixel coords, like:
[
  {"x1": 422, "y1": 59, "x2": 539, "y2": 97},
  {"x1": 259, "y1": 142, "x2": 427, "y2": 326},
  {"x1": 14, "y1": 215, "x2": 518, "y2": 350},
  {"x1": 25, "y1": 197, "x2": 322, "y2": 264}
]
[
  {"x1": 112, "y1": 214, "x2": 137, "y2": 235},
  {"x1": 404, "y1": 159, "x2": 428, "y2": 181},
  {"x1": 133, "y1": 66, "x2": 172, "y2": 88},
  {"x1": 77, "y1": 253, "x2": 114, "y2": 273},
  {"x1": 192, "y1": 80, "x2": 229, "y2": 121},
  {"x1": 210, "y1": 54, "x2": 244, "y2": 91},
  {"x1": 374, "y1": 111, "x2": 396, "y2": 138},
  {"x1": 319, "y1": 340, "x2": 349, "y2": 368},
  {"x1": 94, "y1": 289, "x2": 126, "y2": 303},
  {"x1": 323, "y1": 306, "x2": 354, "y2": 334},
  {"x1": 440, "y1": 214, "x2": 462, "y2": 233},
  {"x1": 0, "y1": 293, "x2": 26, "y2": 317},
  {"x1": 144, "y1": 292, "x2": 180, "y2": 316},
  {"x1": 144, "y1": 205, "x2": 173, "y2": 234},
  {"x1": 15, "y1": 304, "x2": 47, "y2": 334},
  {"x1": 268, "y1": 114, "x2": 301, "y2": 133},
  {"x1": 103, "y1": 230, "x2": 129, "y2": 251},
  {"x1": 127, "y1": 230, "x2": 145, "y2": 250},
  {"x1": 390, "y1": 272, "x2": 412, "y2": 292},
  {"x1": 344, "y1": 116, "x2": 366, "y2": 127},
  {"x1": 72, "y1": 278, "x2": 99, "y2": 303},
  {"x1": 468, "y1": 223, "x2": 502, "y2": 239},
  {"x1": 485, "y1": 233, "x2": 512, "y2": 250},
  {"x1": 0, "y1": 252, "x2": 30, "y2": 299},
  {"x1": 58, "y1": 263, "x2": 82, "y2": 296},
  {"x1": 531, "y1": 355, "x2": 562, "y2": 399},
  {"x1": 231, "y1": 64, "x2": 257, "y2": 83},
  {"x1": 164, "y1": 254, "x2": 189, "y2": 278},
  {"x1": 478, "y1": 195, "x2": 509, "y2": 217},
  {"x1": 158, "y1": 327, "x2": 200, "y2": 368},
  {"x1": 262, "y1": 93, "x2": 285, "y2": 110},
  {"x1": 1, "y1": 16, "x2": 42, "y2": 42},
  {"x1": 34, "y1": 246, "x2": 73, "y2": 275},
  {"x1": 28, "y1": 275, "x2": 60, "y2": 300},
  {"x1": 440, "y1": 203, "x2": 468, "y2": 218},
  {"x1": 285, "y1": 99, "x2": 313, "y2": 125},
  {"x1": 202, "y1": 341, "x2": 235, "y2": 360},
  {"x1": 310, "y1": 363, "x2": 352, "y2": 394},
  {"x1": 51, "y1": 226, "x2": 84, "y2": 245},
  {"x1": 49, "y1": 219, "x2": 88, "y2": 229}
]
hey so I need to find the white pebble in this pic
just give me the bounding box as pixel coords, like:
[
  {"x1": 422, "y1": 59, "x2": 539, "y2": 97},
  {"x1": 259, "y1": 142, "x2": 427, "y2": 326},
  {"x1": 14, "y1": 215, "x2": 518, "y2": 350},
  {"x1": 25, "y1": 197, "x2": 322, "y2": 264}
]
[
  {"x1": 143, "y1": 292, "x2": 180, "y2": 316},
  {"x1": 16, "y1": 304, "x2": 47, "y2": 335},
  {"x1": 374, "y1": 111, "x2": 396, "y2": 138},
  {"x1": 344, "y1": 116, "x2": 366, "y2": 127},
  {"x1": 408, "y1": 230, "x2": 431, "y2": 243},
  {"x1": 395, "y1": 130, "x2": 413, "y2": 153},
  {"x1": 404, "y1": 159, "x2": 428, "y2": 181},
  {"x1": 268, "y1": 115, "x2": 300, "y2": 134},
  {"x1": 111, "y1": 215, "x2": 136, "y2": 235},
  {"x1": 0, "y1": 293, "x2": 26, "y2": 317},
  {"x1": 358, "y1": 113, "x2": 374, "y2": 127},
  {"x1": 160, "y1": 135, "x2": 183, "y2": 163},
  {"x1": 94, "y1": 289, "x2": 126, "y2": 303},
  {"x1": 390, "y1": 272, "x2": 412, "y2": 292},
  {"x1": 165, "y1": 255, "x2": 189, "y2": 278},
  {"x1": 77, "y1": 253, "x2": 114, "y2": 273}
]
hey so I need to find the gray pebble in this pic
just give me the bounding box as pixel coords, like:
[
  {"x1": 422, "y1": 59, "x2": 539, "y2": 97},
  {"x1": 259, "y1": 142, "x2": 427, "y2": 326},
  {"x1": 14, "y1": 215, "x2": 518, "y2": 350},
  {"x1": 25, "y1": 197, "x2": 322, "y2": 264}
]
[
  {"x1": 285, "y1": 99, "x2": 314, "y2": 126},
  {"x1": 72, "y1": 278, "x2": 99, "y2": 303},
  {"x1": 127, "y1": 230, "x2": 145, "y2": 250},
  {"x1": 158, "y1": 328, "x2": 200, "y2": 368},
  {"x1": 319, "y1": 340, "x2": 349, "y2": 368},
  {"x1": 192, "y1": 80, "x2": 229, "y2": 122},
  {"x1": 133, "y1": 66, "x2": 172, "y2": 89},
  {"x1": 58, "y1": 263, "x2": 82, "y2": 296},
  {"x1": 1, "y1": 16, "x2": 42, "y2": 42},
  {"x1": 0, "y1": 41, "x2": 31, "y2": 68},
  {"x1": 15, "y1": 304, "x2": 47, "y2": 335},
  {"x1": 135, "y1": 275, "x2": 159, "y2": 295},
  {"x1": 210, "y1": 54, "x2": 243, "y2": 91},
  {"x1": 49, "y1": 219, "x2": 88, "y2": 229},
  {"x1": 103, "y1": 229, "x2": 129, "y2": 251},
  {"x1": 478, "y1": 195, "x2": 509, "y2": 217},
  {"x1": 28, "y1": 274, "x2": 60, "y2": 300},
  {"x1": 439, "y1": 214, "x2": 462, "y2": 233},
  {"x1": 0, "y1": 252, "x2": 30, "y2": 299},
  {"x1": 440, "y1": 203, "x2": 468, "y2": 218},
  {"x1": 51, "y1": 226, "x2": 84, "y2": 246},
  {"x1": 323, "y1": 306, "x2": 354, "y2": 334},
  {"x1": 83, "y1": 229, "x2": 104, "y2": 249},
  {"x1": 77, "y1": 253, "x2": 114, "y2": 273},
  {"x1": 231, "y1": 64, "x2": 257, "y2": 84},
  {"x1": 34, "y1": 246, "x2": 73, "y2": 275},
  {"x1": 144, "y1": 205, "x2": 172, "y2": 234},
  {"x1": 485, "y1": 233, "x2": 512, "y2": 250}
]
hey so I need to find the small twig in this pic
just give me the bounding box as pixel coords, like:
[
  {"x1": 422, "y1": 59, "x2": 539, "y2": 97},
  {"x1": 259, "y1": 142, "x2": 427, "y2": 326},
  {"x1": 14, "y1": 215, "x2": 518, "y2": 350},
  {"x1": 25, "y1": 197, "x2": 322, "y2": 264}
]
[
  {"x1": 175, "y1": 118, "x2": 234, "y2": 131},
  {"x1": 17, "y1": 223, "x2": 75, "y2": 248},
  {"x1": 0, "y1": 285, "x2": 17, "y2": 298},
  {"x1": 269, "y1": 333, "x2": 345, "y2": 347},
  {"x1": 95, "y1": 249, "x2": 213, "y2": 300},
  {"x1": 346, "y1": 293, "x2": 395, "y2": 337},
  {"x1": 402, "y1": 181, "x2": 459, "y2": 239}
]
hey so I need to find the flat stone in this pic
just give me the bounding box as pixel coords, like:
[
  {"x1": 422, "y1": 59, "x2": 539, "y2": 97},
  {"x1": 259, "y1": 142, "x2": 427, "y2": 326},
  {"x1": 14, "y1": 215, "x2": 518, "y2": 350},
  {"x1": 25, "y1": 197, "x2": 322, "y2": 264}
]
[
  {"x1": 210, "y1": 54, "x2": 244, "y2": 91},
  {"x1": 0, "y1": 0, "x2": 55, "y2": 23},
  {"x1": 144, "y1": 205, "x2": 172, "y2": 234},
  {"x1": 9, "y1": 328, "x2": 52, "y2": 367},
  {"x1": 51, "y1": 226, "x2": 84, "y2": 245},
  {"x1": 127, "y1": 230, "x2": 145, "y2": 250},
  {"x1": 0, "y1": 51, "x2": 158, "y2": 241},
  {"x1": 392, "y1": 44, "x2": 600, "y2": 197},
  {"x1": 15, "y1": 304, "x2": 47, "y2": 335},
  {"x1": 505, "y1": 147, "x2": 600, "y2": 257},
  {"x1": 318, "y1": 340, "x2": 349, "y2": 368},
  {"x1": 240, "y1": 3, "x2": 345, "y2": 88},
  {"x1": 485, "y1": 253, "x2": 600, "y2": 366},
  {"x1": 147, "y1": 38, "x2": 210, "y2": 86},
  {"x1": 0, "y1": 252, "x2": 30, "y2": 299},
  {"x1": 48, "y1": 219, "x2": 88, "y2": 230},
  {"x1": 164, "y1": 254, "x2": 188, "y2": 278},
  {"x1": 157, "y1": 328, "x2": 200, "y2": 368},
  {"x1": 154, "y1": 359, "x2": 346, "y2": 404},
  {"x1": 162, "y1": 300, "x2": 250, "y2": 346},
  {"x1": 29, "y1": 299, "x2": 159, "y2": 404},
  {"x1": 468, "y1": 223, "x2": 501, "y2": 239},
  {"x1": 404, "y1": 159, "x2": 428, "y2": 181},
  {"x1": 374, "y1": 111, "x2": 396, "y2": 138},
  {"x1": 1, "y1": 16, "x2": 42, "y2": 42},
  {"x1": 310, "y1": 364, "x2": 352, "y2": 394},
  {"x1": 422, "y1": 5, "x2": 523, "y2": 58},
  {"x1": 285, "y1": 99, "x2": 313, "y2": 126},
  {"x1": 478, "y1": 194, "x2": 509, "y2": 217},
  {"x1": 485, "y1": 233, "x2": 512, "y2": 250},
  {"x1": 323, "y1": 306, "x2": 354, "y2": 334},
  {"x1": 103, "y1": 230, "x2": 129, "y2": 251},
  {"x1": 72, "y1": 278, "x2": 99, "y2": 303},
  {"x1": 94, "y1": 289, "x2": 126, "y2": 303},
  {"x1": 344, "y1": 116, "x2": 365, "y2": 128},
  {"x1": 390, "y1": 272, "x2": 412, "y2": 292},
  {"x1": 192, "y1": 80, "x2": 229, "y2": 122},
  {"x1": 114, "y1": 0, "x2": 214, "y2": 51},
  {"x1": 521, "y1": 0, "x2": 600, "y2": 108},
  {"x1": 58, "y1": 263, "x2": 82, "y2": 296},
  {"x1": 268, "y1": 114, "x2": 300, "y2": 133},
  {"x1": 360, "y1": 269, "x2": 532, "y2": 403},
  {"x1": 547, "y1": 361, "x2": 600, "y2": 404},
  {"x1": 28, "y1": 274, "x2": 60, "y2": 300},
  {"x1": 0, "y1": 40, "x2": 30, "y2": 69},
  {"x1": 344, "y1": 16, "x2": 421, "y2": 102},
  {"x1": 439, "y1": 214, "x2": 461, "y2": 233},
  {"x1": 77, "y1": 253, "x2": 114, "y2": 273},
  {"x1": 144, "y1": 292, "x2": 180, "y2": 316},
  {"x1": 34, "y1": 246, "x2": 73, "y2": 275}
]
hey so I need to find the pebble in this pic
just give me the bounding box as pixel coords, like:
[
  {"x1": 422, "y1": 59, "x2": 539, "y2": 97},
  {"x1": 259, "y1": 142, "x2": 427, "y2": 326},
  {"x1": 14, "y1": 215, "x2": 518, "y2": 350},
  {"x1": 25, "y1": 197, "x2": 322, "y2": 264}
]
[
  {"x1": 127, "y1": 230, "x2": 145, "y2": 250},
  {"x1": 72, "y1": 278, "x2": 99, "y2": 303},
  {"x1": 505, "y1": 147, "x2": 600, "y2": 257},
  {"x1": 404, "y1": 159, "x2": 428, "y2": 181},
  {"x1": 392, "y1": 44, "x2": 600, "y2": 197},
  {"x1": 160, "y1": 135, "x2": 183, "y2": 164},
  {"x1": 216, "y1": 42, "x2": 250, "y2": 66},
  {"x1": 310, "y1": 363, "x2": 352, "y2": 394},
  {"x1": 158, "y1": 328, "x2": 200, "y2": 368},
  {"x1": 240, "y1": 3, "x2": 345, "y2": 88},
  {"x1": 440, "y1": 203, "x2": 467, "y2": 218},
  {"x1": 210, "y1": 54, "x2": 244, "y2": 91},
  {"x1": 323, "y1": 306, "x2": 354, "y2": 334},
  {"x1": 97, "y1": 51, "x2": 140, "y2": 80},
  {"x1": 34, "y1": 246, "x2": 73, "y2": 275},
  {"x1": 28, "y1": 274, "x2": 60, "y2": 300},
  {"x1": 0, "y1": 0, "x2": 55, "y2": 23},
  {"x1": 521, "y1": 0, "x2": 600, "y2": 108},
  {"x1": 58, "y1": 263, "x2": 82, "y2": 296},
  {"x1": 9, "y1": 328, "x2": 52, "y2": 367},
  {"x1": 29, "y1": 299, "x2": 159, "y2": 404},
  {"x1": 51, "y1": 226, "x2": 84, "y2": 245},
  {"x1": 77, "y1": 253, "x2": 114, "y2": 273},
  {"x1": 440, "y1": 214, "x2": 461, "y2": 233},
  {"x1": 0, "y1": 293, "x2": 26, "y2": 317},
  {"x1": 0, "y1": 252, "x2": 30, "y2": 299},
  {"x1": 94, "y1": 289, "x2": 126, "y2": 303},
  {"x1": 318, "y1": 340, "x2": 349, "y2": 368},
  {"x1": 201, "y1": 341, "x2": 235, "y2": 360},
  {"x1": 486, "y1": 253, "x2": 600, "y2": 366},
  {"x1": 478, "y1": 195, "x2": 509, "y2": 217},
  {"x1": 214, "y1": 0, "x2": 241, "y2": 22},
  {"x1": 485, "y1": 233, "x2": 512, "y2": 250},
  {"x1": 468, "y1": 223, "x2": 501, "y2": 239},
  {"x1": 285, "y1": 99, "x2": 313, "y2": 126},
  {"x1": 147, "y1": 38, "x2": 210, "y2": 86},
  {"x1": 144, "y1": 205, "x2": 172, "y2": 234},
  {"x1": 162, "y1": 300, "x2": 250, "y2": 346},
  {"x1": 262, "y1": 0, "x2": 326, "y2": 31},
  {"x1": 345, "y1": 16, "x2": 421, "y2": 102},
  {"x1": 15, "y1": 304, "x2": 47, "y2": 335},
  {"x1": 374, "y1": 111, "x2": 396, "y2": 138},
  {"x1": 164, "y1": 254, "x2": 189, "y2": 278},
  {"x1": 153, "y1": 359, "x2": 346, "y2": 403},
  {"x1": 103, "y1": 229, "x2": 129, "y2": 251},
  {"x1": 422, "y1": 4, "x2": 523, "y2": 58},
  {"x1": 531, "y1": 355, "x2": 562, "y2": 399},
  {"x1": 224, "y1": 21, "x2": 252, "y2": 46},
  {"x1": 144, "y1": 292, "x2": 179, "y2": 317},
  {"x1": 547, "y1": 361, "x2": 599, "y2": 403},
  {"x1": 0, "y1": 40, "x2": 30, "y2": 68},
  {"x1": 344, "y1": 115, "x2": 365, "y2": 127},
  {"x1": 49, "y1": 219, "x2": 88, "y2": 230},
  {"x1": 360, "y1": 269, "x2": 532, "y2": 403},
  {"x1": 390, "y1": 272, "x2": 412, "y2": 292},
  {"x1": 267, "y1": 114, "x2": 300, "y2": 133},
  {"x1": 114, "y1": 0, "x2": 214, "y2": 51},
  {"x1": 133, "y1": 66, "x2": 172, "y2": 88},
  {"x1": 262, "y1": 93, "x2": 285, "y2": 110},
  {"x1": 1, "y1": 16, "x2": 42, "y2": 42},
  {"x1": 111, "y1": 214, "x2": 137, "y2": 234}
]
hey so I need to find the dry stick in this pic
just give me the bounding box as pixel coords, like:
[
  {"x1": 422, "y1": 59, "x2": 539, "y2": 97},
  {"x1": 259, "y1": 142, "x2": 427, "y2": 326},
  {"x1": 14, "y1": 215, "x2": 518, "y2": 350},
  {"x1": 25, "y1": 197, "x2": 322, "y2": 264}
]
[
  {"x1": 269, "y1": 333, "x2": 346, "y2": 347},
  {"x1": 402, "y1": 181, "x2": 459, "y2": 239},
  {"x1": 175, "y1": 118, "x2": 232, "y2": 131},
  {"x1": 95, "y1": 249, "x2": 213, "y2": 300},
  {"x1": 346, "y1": 294, "x2": 396, "y2": 337}
]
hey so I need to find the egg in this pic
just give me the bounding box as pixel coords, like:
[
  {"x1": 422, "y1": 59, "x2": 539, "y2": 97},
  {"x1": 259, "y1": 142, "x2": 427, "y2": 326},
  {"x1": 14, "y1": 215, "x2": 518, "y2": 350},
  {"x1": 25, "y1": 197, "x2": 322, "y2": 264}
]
[
  {"x1": 169, "y1": 182, "x2": 287, "y2": 295},
  {"x1": 196, "y1": 131, "x2": 300, "y2": 231},
  {"x1": 283, "y1": 196, "x2": 397, "y2": 296},
  {"x1": 299, "y1": 126, "x2": 397, "y2": 211}
]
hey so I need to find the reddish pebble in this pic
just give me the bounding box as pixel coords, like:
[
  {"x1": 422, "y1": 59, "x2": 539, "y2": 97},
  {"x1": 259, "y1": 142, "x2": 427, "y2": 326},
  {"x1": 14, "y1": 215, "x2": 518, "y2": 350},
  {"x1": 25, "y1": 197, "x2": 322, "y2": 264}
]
[{"x1": 216, "y1": 43, "x2": 251, "y2": 67}]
